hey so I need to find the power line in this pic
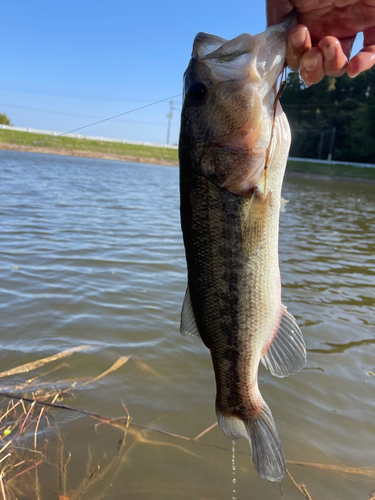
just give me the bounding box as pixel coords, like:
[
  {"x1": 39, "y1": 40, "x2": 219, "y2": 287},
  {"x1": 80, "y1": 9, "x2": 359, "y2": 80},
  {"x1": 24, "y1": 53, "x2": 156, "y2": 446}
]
[
  {"x1": 0, "y1": 85, "x2": 181, "y2": 104},
  {"x1": 1, "y1": 102, "x2": 179, "y2": 126},
  {"x1": 16, "y1": 94, "x2": 182, "y2": 150}
]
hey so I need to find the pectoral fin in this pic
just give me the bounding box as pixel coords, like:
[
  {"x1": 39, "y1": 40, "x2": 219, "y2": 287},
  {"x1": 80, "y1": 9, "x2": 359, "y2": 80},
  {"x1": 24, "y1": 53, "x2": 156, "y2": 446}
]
[
  {"x1": 280, "y1": 198, "x2": 288, "y2": 212},
  {"x1": 180, "y1": 287, "x2": 201, "y2": 338},
  {"x1": 242, "y1": 192, "x2": 269, "y2": 254},
  {"x1": 261, "y1": 308, "x2": 306, "y2": 378}
]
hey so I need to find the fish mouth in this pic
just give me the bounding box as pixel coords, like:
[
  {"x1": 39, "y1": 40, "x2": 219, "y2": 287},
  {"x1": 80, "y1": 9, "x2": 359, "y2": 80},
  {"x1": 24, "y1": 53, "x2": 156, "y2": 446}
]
[
  {"x1": 185, "y1": 12, "x2": 297, "y2": 98},
  {"x1": 180, "y1": 14, "x2": 296, "y2": 195}
]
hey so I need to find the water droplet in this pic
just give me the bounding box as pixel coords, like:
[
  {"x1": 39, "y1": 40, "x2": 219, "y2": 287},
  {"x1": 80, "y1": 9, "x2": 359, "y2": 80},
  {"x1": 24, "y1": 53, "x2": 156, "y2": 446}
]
[{"x1": 231, "y1": 441, "x2": 237, "y2": 496}]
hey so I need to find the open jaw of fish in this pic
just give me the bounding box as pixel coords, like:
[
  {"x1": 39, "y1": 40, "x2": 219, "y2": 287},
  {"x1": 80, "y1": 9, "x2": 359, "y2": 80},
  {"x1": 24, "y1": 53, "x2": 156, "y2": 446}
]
[{"x1": 178, "y1": 14, "x2": 306, "y2": 483}]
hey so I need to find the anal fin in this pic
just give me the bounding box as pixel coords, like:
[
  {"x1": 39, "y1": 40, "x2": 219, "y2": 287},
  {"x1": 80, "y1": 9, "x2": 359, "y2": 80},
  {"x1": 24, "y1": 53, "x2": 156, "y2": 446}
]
[
  {"x1": 261, "y1": 307, "x2": 306, "y2": 378},
  {"x1": 180, "y1": 287, "x2": 201, "y2": 338}
]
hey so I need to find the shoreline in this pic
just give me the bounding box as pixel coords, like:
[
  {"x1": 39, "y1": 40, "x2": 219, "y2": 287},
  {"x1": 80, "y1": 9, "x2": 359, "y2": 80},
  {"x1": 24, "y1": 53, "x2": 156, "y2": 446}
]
[
  {"x1": 0, "y1": 143, "x2": 179, "y2": 167},
  {"x1": 1, "y1": 143, "x2": 374, "y2": 184},
  {"x1": 284, "y1": 170, "x2": 375, "y2": 184}
]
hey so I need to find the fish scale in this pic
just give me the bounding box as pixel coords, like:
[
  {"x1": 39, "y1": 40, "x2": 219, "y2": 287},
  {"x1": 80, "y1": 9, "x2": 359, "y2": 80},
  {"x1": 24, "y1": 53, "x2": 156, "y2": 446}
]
[
  {"x1": 181, "y1": 167, "x2": 278, "y2": 414},
  {"x1": 179, "y1": 13, "x2": 306, "y2": 482}
]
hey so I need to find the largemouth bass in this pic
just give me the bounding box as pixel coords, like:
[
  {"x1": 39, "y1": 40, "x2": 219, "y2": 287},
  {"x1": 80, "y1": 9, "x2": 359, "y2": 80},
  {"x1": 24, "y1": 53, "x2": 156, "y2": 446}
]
[{"x1": 178, "y1": 15, "x2": 306, "y2": 482}]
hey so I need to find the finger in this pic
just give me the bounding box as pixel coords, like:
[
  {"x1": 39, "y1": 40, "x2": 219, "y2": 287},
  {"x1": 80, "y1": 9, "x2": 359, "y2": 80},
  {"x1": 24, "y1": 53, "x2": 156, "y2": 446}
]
[
  {"x1": 266, "y1": 0, "x2": 293, "y2": 26},
  {"x1": 286, "y1": 25, "x2": 311, "y2": 71},
  {"x1": 318, "y1": 36, "x2": 348, "y2": 77},
  {"x1": 299, "y1": 47, "x2": 325, "y2": 86},
  {"x1": 339, "y1": 36, "x2": 356, "y2": 60},
  {"x1": 347, "y1": 46, "x2": 375, "y2": 77},
  {"x1": 363, "y1": 26, "x2": 375, "y2": 47}
]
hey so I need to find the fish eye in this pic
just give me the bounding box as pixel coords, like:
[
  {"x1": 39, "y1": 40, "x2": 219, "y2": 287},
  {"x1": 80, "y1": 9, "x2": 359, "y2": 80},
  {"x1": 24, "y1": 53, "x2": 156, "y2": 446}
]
[{"x1": 186, "y1": 82, "x2": 207, "y2": 103}]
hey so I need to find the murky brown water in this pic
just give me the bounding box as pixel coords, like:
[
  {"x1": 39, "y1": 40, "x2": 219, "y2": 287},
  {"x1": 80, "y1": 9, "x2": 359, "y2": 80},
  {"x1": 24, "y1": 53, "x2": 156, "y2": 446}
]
[{"x1": 0, "y1": 151, "x2": 374, "y2": 499}]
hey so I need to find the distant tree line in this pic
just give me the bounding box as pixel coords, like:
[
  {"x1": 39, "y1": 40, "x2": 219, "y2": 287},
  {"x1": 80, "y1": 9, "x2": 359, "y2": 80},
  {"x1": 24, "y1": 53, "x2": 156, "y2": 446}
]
[
  {"x1": 280, "y1": 67, "x2": 375, "y2": 163},
  {"x1": 0, "y1": 112, "x2": 12, "y2": 126}
]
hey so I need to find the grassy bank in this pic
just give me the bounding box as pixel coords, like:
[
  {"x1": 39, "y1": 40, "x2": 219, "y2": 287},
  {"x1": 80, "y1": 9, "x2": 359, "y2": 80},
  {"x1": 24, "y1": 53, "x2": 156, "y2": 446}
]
[
  {"x1": 0, "y1": 128, "x2": 178, "y2": 165},
  {"x1": 1, "y1": 128, "x2": 375, "y2": 181},
  {"x1": 287, "y1": 159, "x2": 375, "y2": 181}
]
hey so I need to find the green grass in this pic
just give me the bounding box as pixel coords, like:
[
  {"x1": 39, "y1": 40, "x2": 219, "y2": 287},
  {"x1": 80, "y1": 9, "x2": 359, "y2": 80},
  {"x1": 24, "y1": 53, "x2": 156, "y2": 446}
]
[
  {"x1": 287, "y1": 159, "x2": 375, "y2": 180},
  {"x1": 0, "y1": 128, "x2": 178, "y2": 163},
  {"x1": 1, "y1": 129, "x2": 374, "y2": 180}
]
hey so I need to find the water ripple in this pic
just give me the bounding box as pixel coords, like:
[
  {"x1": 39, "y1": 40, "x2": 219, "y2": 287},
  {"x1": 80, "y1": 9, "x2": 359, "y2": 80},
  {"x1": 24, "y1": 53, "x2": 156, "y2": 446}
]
[{"x1": 1, "y1": 151, "x2": 374, "y2": 498}]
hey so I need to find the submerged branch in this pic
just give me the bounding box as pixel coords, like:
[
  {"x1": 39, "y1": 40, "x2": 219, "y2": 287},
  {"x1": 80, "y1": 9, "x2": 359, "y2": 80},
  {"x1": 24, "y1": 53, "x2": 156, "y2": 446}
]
[
  {"x1": 287, "y1": 470, "x2": 314, "y2": 500},
  {"x1": 0, "y1": 346, "x2": 92, "y2": 379},
  {"x1": 0, "y1": 392, "x2": 128, "y2": 430},
  {"x1": 1, "y1": 390, "x2": 373, "y2": 484},
  {"x1": 77, "y1": 356, "x2": 131, "y2": 388},
  {"x1": 287, "y1": 460, "x2": 375, "y2": 478},
  {"x1": 0, "y1": 346, "x2": 372, "y2": 500}
]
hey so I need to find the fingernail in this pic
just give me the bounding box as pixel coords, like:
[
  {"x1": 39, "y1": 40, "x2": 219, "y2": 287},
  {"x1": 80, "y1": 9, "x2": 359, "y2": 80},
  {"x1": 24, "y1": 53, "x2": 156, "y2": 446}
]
[
  {"x1": 291, "y1": 28, "x2": 307, "y2": 48},
  {"x1": 321, "y1": 44, "x2": 336, "y2": 61},
  {"x1": 301, "y1": 55, "x2": 319, "y2": 71},
  {"x1": 348, "y1": 68, "x2": 359, "y2": 78}
]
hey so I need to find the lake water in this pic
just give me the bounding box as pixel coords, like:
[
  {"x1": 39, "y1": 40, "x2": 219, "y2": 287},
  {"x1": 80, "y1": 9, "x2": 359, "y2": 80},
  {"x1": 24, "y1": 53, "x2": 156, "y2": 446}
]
[{"x1": 0, "y1": 150, "x2": 374, "y2": 500}]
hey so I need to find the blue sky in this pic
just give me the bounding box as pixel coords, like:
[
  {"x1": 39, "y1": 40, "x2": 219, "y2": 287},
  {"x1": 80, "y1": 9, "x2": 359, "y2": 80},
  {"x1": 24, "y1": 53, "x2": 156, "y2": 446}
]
[
  {"x1": 0, "y1": 1, "x2": 363, "y2": 146},
  {"x1": 0, "y1": 1, "x2": 270, "y2": 145}
]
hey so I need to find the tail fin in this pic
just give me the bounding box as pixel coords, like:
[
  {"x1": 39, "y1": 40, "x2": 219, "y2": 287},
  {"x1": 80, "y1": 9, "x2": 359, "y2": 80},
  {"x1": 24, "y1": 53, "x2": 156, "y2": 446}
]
[{"x1": 216, "y1": 403, "x2": 286, "y2": 482}]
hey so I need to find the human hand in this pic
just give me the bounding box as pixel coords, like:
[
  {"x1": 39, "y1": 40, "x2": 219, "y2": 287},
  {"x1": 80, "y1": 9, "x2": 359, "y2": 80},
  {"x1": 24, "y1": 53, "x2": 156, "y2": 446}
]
[{"x1": 267, "y1": 0, "x2": 375, "y2": 85}]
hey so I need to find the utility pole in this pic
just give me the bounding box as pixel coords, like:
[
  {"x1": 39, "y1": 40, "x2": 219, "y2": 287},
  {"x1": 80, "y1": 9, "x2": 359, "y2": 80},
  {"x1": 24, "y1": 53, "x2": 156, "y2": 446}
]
[
  {"x1": 318, "y1": 131, "x2": 324, "y2": 159},
  {"x1": 166, "y1": 100, "x2": 176, "y2": 146},
  {"x1": 327, "y1": 126, "x2": 336, "y2": 162}
]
